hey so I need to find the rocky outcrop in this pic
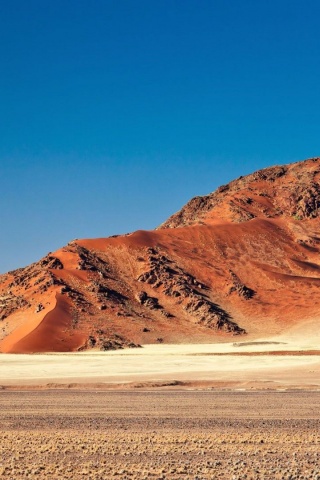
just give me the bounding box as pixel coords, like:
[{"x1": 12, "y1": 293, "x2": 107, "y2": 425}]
[
  {"x1": 83, "y1": 333, "x2": 141, "y2": 351},
  {"x1": 2, "y1": 157, "x2": 320, "y2": 352},
  {"x1": 135, "y1": 291, "x2": 162, "y2": 310},
  {"x1": 75, "y1": 245, "x2": 111, "y2": 275},
  {"x1": 228, "y1": 271, "x2": 255, "y2": 300},
  {"x1": 137, "y1": 248, "x2": 245, "y2": 334},
  {"x1": 159, "y1": 157, "x2": 320, "y2": 227},
  {"x1": 0, "y1": 293, "x2": 29, "y2": 320},
  {"x1": 137, "y1": 248, "x2": 206, "y2": 296},
  {"x1": 184, "y1": 294, "x2": 245, "y2": 334}
]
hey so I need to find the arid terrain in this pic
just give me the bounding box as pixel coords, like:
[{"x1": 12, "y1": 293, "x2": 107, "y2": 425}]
[
  {"x1": 1, "y1": 157, "x2": 320, "y2": 478},
  {"x1": 1, "y1": 389, "x2": 320, "y2": 479},
  {"x1": 1, "y1": 338, "x2": 320, "y2": 389},
  {"x1": 1, "y1": 337, "x2": 320, "y2": 478},
  {"x1": 2, "y1": 157, "x2": 320, "y2": 353}
]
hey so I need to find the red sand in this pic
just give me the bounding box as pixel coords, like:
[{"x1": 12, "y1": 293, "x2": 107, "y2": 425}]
[{"x1": 1, "y1": 158, "x2": 320, "y2": 353}]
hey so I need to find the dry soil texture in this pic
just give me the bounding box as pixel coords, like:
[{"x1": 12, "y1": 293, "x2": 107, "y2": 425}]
[{"x1": 1, "y1": 390, "x2": 320, "y2": 479}]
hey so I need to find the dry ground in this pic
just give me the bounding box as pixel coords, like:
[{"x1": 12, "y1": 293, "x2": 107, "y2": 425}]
[
  {"x1": 1, "y1": 390, "x2": 320, "y2": 479},
  {"x1": 1, "y1": 340, "x2": 320, "y2": 389}
]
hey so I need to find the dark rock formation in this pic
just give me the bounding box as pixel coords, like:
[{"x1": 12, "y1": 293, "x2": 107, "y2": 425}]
[
  {"x1": 137, "y1": 248, "x2": 245, "y2": 334},
  {"x1": 228, "y1": 270, "x2": 255, "y2": 300}
]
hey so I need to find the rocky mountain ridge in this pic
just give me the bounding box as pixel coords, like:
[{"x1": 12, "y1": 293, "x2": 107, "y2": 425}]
[
  {"x1": 1, "y1": 157, "x2": 320, "y2": 352},
  {"x1": 160, "y1": 157, "x2": 320, "y2": 228}
]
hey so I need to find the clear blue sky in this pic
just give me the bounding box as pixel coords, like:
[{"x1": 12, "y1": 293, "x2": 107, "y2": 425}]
[{"x1": 1, "y1": 0, "x2": 320, "y2": 273}]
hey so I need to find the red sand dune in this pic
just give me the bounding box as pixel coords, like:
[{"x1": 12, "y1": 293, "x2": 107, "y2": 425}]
[{"x1": 1, "y1": 157, "x2": 320, "y2": 352}]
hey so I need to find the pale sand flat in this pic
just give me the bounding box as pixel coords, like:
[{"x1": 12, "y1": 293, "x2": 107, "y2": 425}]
[{"x1": 1, "y1": 339, "x2": 320, "y2": 388}]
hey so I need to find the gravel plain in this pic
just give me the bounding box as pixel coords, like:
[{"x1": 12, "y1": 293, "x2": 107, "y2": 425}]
[{"x1": 1, "y1": 389, "x2": 320, "y2": 479}]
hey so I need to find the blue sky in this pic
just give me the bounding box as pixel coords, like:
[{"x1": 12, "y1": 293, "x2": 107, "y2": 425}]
[{"x1": 1, "y1": 0, "x2": 320, "y2": 273}]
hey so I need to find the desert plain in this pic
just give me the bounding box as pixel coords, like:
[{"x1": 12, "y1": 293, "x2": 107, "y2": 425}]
[
  {"x1": 2, "y1": 158, "x2": 320, "y2": 478},
  {"x1": 1, "y1": 333, "x2": 320, "y2": 479}
]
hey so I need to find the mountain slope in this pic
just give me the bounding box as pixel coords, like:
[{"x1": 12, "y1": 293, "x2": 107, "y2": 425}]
[
  {"x1": 160, "y1": 157, "x2": 320, "y2": 227},
  {"x1": 1, "y1": 157, "x2": 320, "y2": 353}
]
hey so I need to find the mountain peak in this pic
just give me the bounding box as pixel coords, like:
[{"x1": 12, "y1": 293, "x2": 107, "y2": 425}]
[
  {"x1": 159, "y1": 157, "x2": 320, "y2": 228},
  {"x1": 1, "y1": 157, "x2": 320, "y2": 353}
]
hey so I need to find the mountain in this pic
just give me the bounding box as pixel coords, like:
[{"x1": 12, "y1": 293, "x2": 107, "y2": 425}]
[{"x1": 1, "y1": 157, "x2": 320, "y2": 353}]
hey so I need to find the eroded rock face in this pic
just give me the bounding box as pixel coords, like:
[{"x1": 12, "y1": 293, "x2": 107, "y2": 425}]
[
  {"x1": 83, "y1": 333, "x2": 141, "y2": 351},
  {"x1": 39, "y1": 256, "x2": 64, "y2": 270},
  {"x1": 228, "y1": 270, "x2": 255, "y2": 300},
  {"x1": 0, "y1": 293, "x2": 29, "y2": 320},
  {"x1": 184, "y1": 295, "x2": 244, "y2": 334},
  {"x1": 2, "y1": 157, "x2": 320, "y2": 352},
  {"x1": 137, "y1": 248, "x2": 245, "y2": 335},
  {"x1": 159, "y1": 157, "x2": 320, "y2": 227},
  {"x1": 135, "y1": 291, "x2": 162, "y2": 310}
]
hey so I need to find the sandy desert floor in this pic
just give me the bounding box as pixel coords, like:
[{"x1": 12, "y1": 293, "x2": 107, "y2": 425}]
[
  {"x1": 1, "y1": 390, "x2": 320, "y2": 479},
  {"x1": 1, "y1": 332, "x2": 320, "y2": 389},
  {"x1": 1, "y1": 336, "x2": 320, "y2": 479}
]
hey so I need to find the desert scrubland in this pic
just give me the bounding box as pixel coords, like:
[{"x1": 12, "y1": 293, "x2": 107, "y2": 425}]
[
  {"x1": 1, "y1": 389, "x2": 320, "y2": 479},
  {"x1": 0, "y1": 339, "x2": 320, "y2": 479}
]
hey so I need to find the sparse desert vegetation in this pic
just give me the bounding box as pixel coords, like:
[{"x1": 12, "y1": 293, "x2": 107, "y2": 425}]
[{"x1": 1, "y1": 389, "x2": 320, "y2": 479}]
